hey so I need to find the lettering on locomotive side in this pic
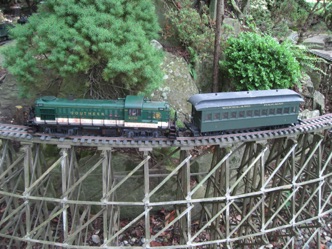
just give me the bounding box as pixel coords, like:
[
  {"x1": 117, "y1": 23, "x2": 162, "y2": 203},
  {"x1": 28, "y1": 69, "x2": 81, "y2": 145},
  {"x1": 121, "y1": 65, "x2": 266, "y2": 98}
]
[
  {"x1": 70, "y1": 111, "x2": 105, "y2": 116},
  {"x1": 222, "y1": 105, "x2": 251, "y2": 109}
]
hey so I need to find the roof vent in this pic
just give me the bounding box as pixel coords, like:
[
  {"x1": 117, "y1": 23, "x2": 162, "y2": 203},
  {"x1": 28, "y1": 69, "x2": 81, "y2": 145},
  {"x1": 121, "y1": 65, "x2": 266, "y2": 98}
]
[{"x1": 41, "y1": 96, "x2": 56, "y2": 102}]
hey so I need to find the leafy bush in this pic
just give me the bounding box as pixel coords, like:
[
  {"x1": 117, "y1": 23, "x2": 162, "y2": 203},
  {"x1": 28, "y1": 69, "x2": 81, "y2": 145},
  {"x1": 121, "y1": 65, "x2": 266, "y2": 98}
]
[
  {"x1": 221, "y1": 32, "x2": 301, "y2": 90},
  {"x1": 165, "y1": 0, "x2": 215, "y2": 54},
  {"x1": 248, "y1": 0, "x2": 310, "y2": 38}
]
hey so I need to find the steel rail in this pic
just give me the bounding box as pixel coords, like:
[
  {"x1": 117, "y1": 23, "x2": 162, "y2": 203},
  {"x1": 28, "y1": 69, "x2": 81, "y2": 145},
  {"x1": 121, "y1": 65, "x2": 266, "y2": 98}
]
[{"x1": 0, "y1": 113, "x2": 331, "y2": 148}]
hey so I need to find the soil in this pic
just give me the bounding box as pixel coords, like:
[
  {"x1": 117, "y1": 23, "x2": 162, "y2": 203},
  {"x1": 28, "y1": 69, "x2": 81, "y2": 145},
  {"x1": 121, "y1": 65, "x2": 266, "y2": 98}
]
[{"x1": 0, "y1": 71, "x2": 30, "y2": 125}]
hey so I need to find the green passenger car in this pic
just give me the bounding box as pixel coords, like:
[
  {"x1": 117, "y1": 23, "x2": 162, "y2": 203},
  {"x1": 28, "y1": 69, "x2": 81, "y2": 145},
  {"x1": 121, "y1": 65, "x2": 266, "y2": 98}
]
[
  {"x1": 31, "y1": 95, "x2": 172, "y2": 137},
  {"x1": 188, "y1": 89, "x2": 304, "y2": 135}
]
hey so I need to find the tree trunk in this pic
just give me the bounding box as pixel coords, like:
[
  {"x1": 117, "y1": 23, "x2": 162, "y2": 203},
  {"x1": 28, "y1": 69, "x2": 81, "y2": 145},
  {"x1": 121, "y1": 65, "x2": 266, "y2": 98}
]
[
  {"x1": 212, "y1": 0, "x2": 224, "y2": 92},
  {"x1": 297, "y1": 0, "x2": 321, "y2": 44}
]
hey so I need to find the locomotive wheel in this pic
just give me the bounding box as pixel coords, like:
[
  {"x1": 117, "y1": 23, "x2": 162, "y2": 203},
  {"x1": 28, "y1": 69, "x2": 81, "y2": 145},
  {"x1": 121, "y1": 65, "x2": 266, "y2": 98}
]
[
  {"x1": 127, "y1": 131, "x2": 135, "y2": 138},
  {"x1": 152, "y1": 131, "x2": 160, "y2": 138},
  {"x1": 67, "y1": 129, "x2": 76, "y2": 136}
]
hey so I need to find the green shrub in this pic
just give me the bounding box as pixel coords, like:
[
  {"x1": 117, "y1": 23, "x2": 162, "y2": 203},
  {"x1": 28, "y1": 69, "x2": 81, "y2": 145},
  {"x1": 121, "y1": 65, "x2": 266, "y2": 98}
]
[
  {"x1": 3, "y1": 0, "x2": 163, "y2": 99},
  {"x1": 221, "y1": 32, "x2": 301, "y2": 90},
  {"x1": 165, "y1": 0, "x2": 215, "y2": 54}
]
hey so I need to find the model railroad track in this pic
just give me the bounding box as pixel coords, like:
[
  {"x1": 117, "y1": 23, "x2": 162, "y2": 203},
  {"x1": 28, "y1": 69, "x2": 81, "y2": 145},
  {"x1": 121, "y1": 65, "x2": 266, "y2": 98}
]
[{"x1": 0, "y1": 114, "x2": 332, "y2": 148}]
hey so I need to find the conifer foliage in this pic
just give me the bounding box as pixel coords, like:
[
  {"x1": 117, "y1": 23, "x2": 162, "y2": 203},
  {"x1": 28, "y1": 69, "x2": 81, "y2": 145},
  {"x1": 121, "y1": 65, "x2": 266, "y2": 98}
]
[{"x1": 4, "y1": 0, "x2": 163, "y2": 98}]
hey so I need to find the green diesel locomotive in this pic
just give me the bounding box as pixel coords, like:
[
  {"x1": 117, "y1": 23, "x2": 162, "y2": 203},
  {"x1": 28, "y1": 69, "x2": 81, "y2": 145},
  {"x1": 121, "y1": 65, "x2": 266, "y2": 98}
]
[{"x1": 29, "y1": 95, "x2": 176, "y2": 138}]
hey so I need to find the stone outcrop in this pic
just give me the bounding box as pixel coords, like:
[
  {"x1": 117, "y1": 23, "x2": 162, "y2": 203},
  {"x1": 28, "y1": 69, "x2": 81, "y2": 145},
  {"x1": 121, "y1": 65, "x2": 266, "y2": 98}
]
[{"x1": 151, "y1": 44, "x2": 199, "y2": 121}]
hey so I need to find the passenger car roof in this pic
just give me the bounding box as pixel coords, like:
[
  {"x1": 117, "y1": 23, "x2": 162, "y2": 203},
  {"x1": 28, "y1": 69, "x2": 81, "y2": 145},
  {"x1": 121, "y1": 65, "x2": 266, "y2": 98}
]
[{"x1": 188, "y1": 89, "x2": 304, "y2": 111}]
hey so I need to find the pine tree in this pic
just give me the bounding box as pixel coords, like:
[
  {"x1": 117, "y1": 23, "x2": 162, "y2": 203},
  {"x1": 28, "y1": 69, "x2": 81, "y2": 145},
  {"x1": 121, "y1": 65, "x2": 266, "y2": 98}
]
[{"x1": 4, "y1": 0, "x2": 163, "y2": 98}]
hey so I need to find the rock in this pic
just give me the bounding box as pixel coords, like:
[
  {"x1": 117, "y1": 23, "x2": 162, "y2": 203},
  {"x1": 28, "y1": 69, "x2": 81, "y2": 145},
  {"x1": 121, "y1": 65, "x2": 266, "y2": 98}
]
[
  {"x1": 324, "y1": 36, "x2": 332, "y2": 50},
  {"x1": 299, "y1": 109, "x2": 320, "y2": 120},
  {"x1": 153, "y1": 51, "x2": 199, "y2": 121},
  {"x1": 91, "y1": 234, "x2": 101, "y2": 244},
  {"x1": 303, "y1": 34, "x2": 330, "y2": 49},
  {"x1": 287, "y1": 31, "x2": 299, "y2": 43},
  {"x1": 327, "y1": 241, "x2": 332, "y2": 249},
  {"x1": 195, "y1": 54, "x2": 214, "y2": 92},
  {"x1": 300, "y1": 74, "x2": 315, "y2": 97},
  {"x1": 313, "y1": 90, "x2": 325, "y2": 114},
  {"x1": 222, "y1": 18, "x2": 242, "y2": 38},
  {"x1": 151, "y1": 39, "x2": 163, "y2": 50}
]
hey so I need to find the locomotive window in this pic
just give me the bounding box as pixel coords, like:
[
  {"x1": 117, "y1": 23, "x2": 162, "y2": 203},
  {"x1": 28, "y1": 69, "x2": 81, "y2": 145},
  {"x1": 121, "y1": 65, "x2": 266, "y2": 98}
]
[
  {"x1": 231, "y1": 111, "x2": 237, "y2": 118},
  {"x1": 153, "y1": 112, "x2": 162, "y2": 119},
  {"x1": 246, "y1": 110, "x2": 252, "y2": 117},
  {"x1": 129, "y1": 109, "x2": 141, "y2": 116},
  {"x1": 262, "y1": 109, "x2": 268, "y2": 116},
  {"x1": 254, "y1": 110, "x2": 260, "y2": 116},
  {"x1": 269, "y1": 109, "x2": 275, "y2": 115},
  {"x1": 239, "y1": 111, "x2": 245, "y2": 118},
  {"x1": 277, "y1": 108, "x2": 282, "y2": 114},
  {"x1": 284, "y1": 107, "x2": 290, "y2": 114},
  {"x1": 214, "y1": 113, "x2": 220, "y2": 120},
  {"x1": 40, "y1": 108, "x2": 55, "y2": 114},
  {"x1": 223, "y1": 112, "x2": 229, "y2": 119}
]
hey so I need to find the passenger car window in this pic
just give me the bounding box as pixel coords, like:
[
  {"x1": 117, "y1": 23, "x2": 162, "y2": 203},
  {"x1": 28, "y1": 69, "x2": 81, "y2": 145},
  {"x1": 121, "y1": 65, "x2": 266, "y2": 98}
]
[
  {"x1": 269, "y1": 109, "x2": 275, "y2": 115},
  {"x1": 254, "y1": 110, "x2": 260, "y2": 116},
  {"x1": 231, "y1": 111, "x2": 237, "y2": 118},
  {"x1": 239, "y1": 111, "x2": 245, "y2": 117},
  {"x1": 223, "y1": 112, "x2": 229, "y2": 119},
  {"x1": 277, "y1": 108, "x2": 282, "y2": 114},
  {"x1": 246, "y1": 110, "x2": 252, "y2": 117},
  {"x1": 205, "y1": 113, "x2": 212, "y2": 121},
  {"x1": 291, "y1": 107, "x2": 296, "y2": 113},
  {"x1": 214, "y1": 113, "x2": 220, "y2": 120}
]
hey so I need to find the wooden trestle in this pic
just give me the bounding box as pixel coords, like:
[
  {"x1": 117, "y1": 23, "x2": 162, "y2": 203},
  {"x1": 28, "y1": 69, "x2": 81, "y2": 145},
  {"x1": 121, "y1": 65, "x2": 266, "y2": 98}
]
[{"x1": 0, "y1": 130, "x2": 331, "y2": 248}]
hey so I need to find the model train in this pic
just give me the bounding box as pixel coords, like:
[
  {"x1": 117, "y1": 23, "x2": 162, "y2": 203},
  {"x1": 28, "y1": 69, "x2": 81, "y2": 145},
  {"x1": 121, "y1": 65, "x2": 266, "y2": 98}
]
[{"x1": 27, "y1": 89, "x2": 304, "y2": 138}]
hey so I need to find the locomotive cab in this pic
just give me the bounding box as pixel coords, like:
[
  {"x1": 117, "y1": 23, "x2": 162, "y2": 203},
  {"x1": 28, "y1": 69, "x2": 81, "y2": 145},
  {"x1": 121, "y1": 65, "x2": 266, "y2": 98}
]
[{"x1": 123, "y1": 95, "x2": 173, "y2": 137}]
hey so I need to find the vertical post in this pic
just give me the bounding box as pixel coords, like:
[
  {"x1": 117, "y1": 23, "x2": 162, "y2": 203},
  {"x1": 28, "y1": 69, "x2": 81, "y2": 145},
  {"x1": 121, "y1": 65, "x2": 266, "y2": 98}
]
[
  {"x1": 261, "y1": 142, "x2": 265, "y2": 233},
  {"x1": 225, "y1": 146, "x2": 230, "y2": 247},
  {"x1": 23, "y1": 143, "x2": 33, "y2": 249},
  {"x1": 183, "y1": 149, "x2": 191, "y2": 244},
  {"x1": 102, "y1": 150, "x2": 113, "y2": 242},
  {"x1": 59, "y1": 145, "x2": 70, "y2": 242},
  {"x1": 291, "y1": 139, "x2": 296, "y2": 248},
  {"x1": 316, "y1": 135, "x2": 322, "y2": 248},
  {"x1": 101, "y1": 149, "x2": 114, "y2": 245},
  {"x1": 177, "y1": 148, "x2": 192, "y2": 244},
  {"x1": 140, "y1": 148, "x2": 152, "y2": 247}
]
